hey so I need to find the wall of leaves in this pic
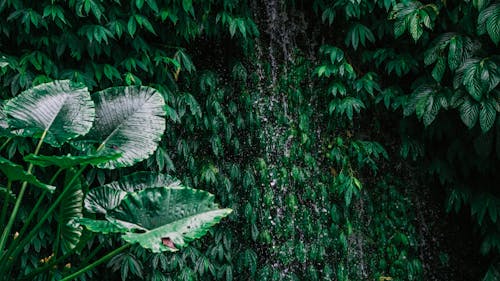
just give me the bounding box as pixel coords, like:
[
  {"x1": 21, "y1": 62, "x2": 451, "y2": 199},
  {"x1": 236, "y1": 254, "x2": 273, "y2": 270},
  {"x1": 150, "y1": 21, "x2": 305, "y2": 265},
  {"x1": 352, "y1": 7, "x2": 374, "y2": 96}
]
[{"x1": 0, "y1": 0, "x2": 498, "y2": 280}]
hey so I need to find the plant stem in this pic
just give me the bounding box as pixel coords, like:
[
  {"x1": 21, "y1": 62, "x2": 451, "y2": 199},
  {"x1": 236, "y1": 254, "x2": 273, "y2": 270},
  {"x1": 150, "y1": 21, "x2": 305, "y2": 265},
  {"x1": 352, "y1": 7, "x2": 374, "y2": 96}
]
[
  {"x1": 0, "y1": 181, "x2": 12, "y2": 231},
  {"x1": 0, "y1": 131, "x2": 46, "y2": 254},
  {"x1": 79, "y1": 243, "x2": 104, "y2": 267},
  {"x1": 16, "y1": 168, "x2": 62, "y2": 241},
  {"x1": 0, "y1": 138, "x2": 12, "y2": 152},
  {"x1": 2, "y1": 165, "x2": 86, "y2": 266},
  {"x1": 60, "y1": 244, "x2": 131, "y2": 281}
]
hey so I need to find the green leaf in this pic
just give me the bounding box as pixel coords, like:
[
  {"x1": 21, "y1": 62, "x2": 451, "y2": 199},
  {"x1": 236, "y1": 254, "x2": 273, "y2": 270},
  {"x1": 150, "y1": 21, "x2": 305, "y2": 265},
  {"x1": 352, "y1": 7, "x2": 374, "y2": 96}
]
[
  {"x1": 480, "y1": 100, "x2": 497, "y2": 132},
  {"x1": 480, "y1": 4, "x2": 500, "y2": 45},
  {"x1": 103, "y1": 172, "x2": 181, "y2": 192},
  {"x1": 111, "y1": 187, "x2": 232, "y2": 252},
  {"x1": 448, "y1": 36, "x2": 463, "y2": 71},
  {"x1": 84, "y1": 172, "x2": 181, "y2": 214},
  {"x1": 182, "y1": 0, "x2": 194, "y2": 16},
  {"x1": 409, "y1": 13, "x2": 423, "y2": 41},
  {"x1": 432, "y1": 57, "x2": 446, "y2": 82},
  {"x1": 460, "y1": 98, "x2": 480, "y2": 129},
  {"x1": 4, "y1": 80, "x2": 95, "y2": 147},
  {"x1": 145, "y1": 0, "x2": 159, "y2": 13},
  {"x1": 82, "y1": 186, "x2": 232, "y2": 253},
  {"x1": 85, "y1": 186, "x2": 127, "y2": 215},
  {"x1": 77, "y1": 218, "x2": 127, "y2": 234},
  {"x1": 75, "y1": 86, "x2": 166, "y2": 169},
  {"x1": 59, "y1": 183, "x2": 83, "y2": 254},
  {"x1": 24, "y1": 152, "x2": 121, "y2": 168},
  {"x1": 0, "y1": 156, "x2": 55, "y2": 192}
]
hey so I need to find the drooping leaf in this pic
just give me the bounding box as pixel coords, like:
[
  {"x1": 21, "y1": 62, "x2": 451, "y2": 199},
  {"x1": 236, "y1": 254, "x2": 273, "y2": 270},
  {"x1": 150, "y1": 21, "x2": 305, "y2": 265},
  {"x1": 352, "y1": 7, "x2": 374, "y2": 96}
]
[
  {"x1": 0, "y1": 156, "x2": 55, "y2": 192},
  {"x1": 4, "y1": 80, "x2": 95, "y2": 147},
  {"x1": 58, "y1": 183, "x2": 83, "y2": 254},
  {"x1": 24, "y1": 152, "x2": 121, "y2": 168},
  {"x1": 75, "y1": 86, "x2": 166, "y2": 169}
]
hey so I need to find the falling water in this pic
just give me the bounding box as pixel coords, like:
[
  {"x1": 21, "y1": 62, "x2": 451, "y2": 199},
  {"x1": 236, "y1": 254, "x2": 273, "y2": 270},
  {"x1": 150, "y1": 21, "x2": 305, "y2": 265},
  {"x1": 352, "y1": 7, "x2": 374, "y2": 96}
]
[
  {"x1": 251, "y1": 0, "x2": 371, "y2": 279},
  {"x1": 252, "y1": 0, "x2": 295, "y2": 278}
]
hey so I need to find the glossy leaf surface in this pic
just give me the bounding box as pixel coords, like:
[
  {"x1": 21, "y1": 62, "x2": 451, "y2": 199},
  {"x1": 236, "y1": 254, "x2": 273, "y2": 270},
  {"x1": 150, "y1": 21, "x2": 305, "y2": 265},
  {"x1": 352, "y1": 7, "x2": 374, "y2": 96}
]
[{"x1": 4, "y1": 80, "x2": 94, "y2": 147}]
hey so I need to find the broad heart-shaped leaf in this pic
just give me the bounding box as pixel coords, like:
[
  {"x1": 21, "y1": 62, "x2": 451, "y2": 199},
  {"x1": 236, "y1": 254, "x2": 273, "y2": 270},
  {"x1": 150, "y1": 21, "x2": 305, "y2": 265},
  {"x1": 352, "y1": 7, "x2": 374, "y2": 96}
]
[
  {"x1": 108, "y1": 187, "x2": 232, "y2": 253},
  {"x1": 84, "y1": 172, "x2": 181, "y2": 214},
  {"x1": 102, "y1": 172, "x2": 181, "y2": 192},
  {"x1": 24, "y1": 152, "x2": 121, "y2": 168},
  {"x1": 4, "y1": 80, "x2": 95, "y2": 147},
  {"x1": 85, "y1": 187, "x2": 127, "y2": 215},
  {"x1": 0, "y1": 156, "x2": 55, "y2": 192},
  {"x1": 58, "y1": 183, "x2": 83, "y2": 254},
  {"x1": 75, "y1": 86, "x2": 166, "y2": 169},
  {"x1": 81, "y1": 185, "x2": 232, "y2": 253}
]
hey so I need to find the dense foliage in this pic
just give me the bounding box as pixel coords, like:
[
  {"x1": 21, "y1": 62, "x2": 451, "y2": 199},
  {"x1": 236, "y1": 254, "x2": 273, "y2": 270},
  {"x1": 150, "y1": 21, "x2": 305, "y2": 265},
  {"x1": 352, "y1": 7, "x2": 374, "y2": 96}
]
[
  {"x1": 0, "y1": 0, "x2": 499, "y2": 280},
  {"x1": 0, "y1": 80, "x2": 230, "y2": 280}
]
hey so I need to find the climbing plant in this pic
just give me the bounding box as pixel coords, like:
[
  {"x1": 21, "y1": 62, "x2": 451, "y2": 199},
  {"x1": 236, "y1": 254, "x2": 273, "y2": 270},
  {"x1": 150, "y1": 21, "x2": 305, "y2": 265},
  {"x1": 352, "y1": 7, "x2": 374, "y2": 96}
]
[{"x1": 1, "y1": 0, "x2": 499, "y2": 280}]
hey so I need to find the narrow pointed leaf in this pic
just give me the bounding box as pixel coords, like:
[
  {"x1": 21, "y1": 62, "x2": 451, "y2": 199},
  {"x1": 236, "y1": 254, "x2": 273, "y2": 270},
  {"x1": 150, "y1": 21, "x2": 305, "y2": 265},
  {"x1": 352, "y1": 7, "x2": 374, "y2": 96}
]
[
  {"x1": 0, "y1": 156, "x2": 55, "y2": 192},
  {"x1": 76, "y1": 86, "x2": 166, "y2": 169},
  {"x1": 4, "y1": 80, "x2": 95, "y2": 147},
  {"x1": 24, "y1": 152, "x2": 121, "y2": 168}
]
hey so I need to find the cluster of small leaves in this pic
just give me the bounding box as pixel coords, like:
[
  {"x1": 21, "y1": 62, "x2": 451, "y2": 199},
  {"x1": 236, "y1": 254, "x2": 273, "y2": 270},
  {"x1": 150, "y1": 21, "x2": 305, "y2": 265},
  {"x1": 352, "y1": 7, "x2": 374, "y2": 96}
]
[
  {"x1": 313, "y1": 0, "x2": 499, "y2": 278},
  {"x1": 313, "y1": 0, "x2": 500, "y2": 278}
]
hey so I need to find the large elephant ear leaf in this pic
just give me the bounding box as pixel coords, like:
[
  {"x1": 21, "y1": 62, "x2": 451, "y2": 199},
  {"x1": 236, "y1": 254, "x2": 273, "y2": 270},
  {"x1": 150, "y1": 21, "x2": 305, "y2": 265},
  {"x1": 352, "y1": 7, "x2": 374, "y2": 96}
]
[
  {"x1": 104, "y1": 172, "x2": 181, "y2": 192},
  {"x1": 4, "y1": 80, "x2": 95, "y2": 147},
  {"x1": 107, "y1": 187, "x2": 232, "y2": 253},
  {"x1": 84, "y1": 172, "x2": 180, "y2": 214},
  {"x1": 85, "y1": 186, "x2": 127, "y2": 215},
  {"x1": 79, "y1": 86, "x2": 166, "y2": 169}
]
